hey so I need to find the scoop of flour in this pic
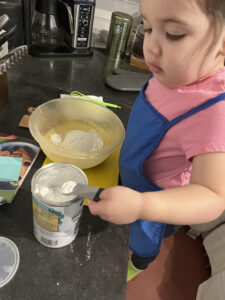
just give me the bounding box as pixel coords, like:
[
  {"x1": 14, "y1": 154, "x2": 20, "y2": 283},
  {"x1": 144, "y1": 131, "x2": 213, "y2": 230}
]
[{"x1": 61, "y1": 181, "x2": 77, "y2": 195}]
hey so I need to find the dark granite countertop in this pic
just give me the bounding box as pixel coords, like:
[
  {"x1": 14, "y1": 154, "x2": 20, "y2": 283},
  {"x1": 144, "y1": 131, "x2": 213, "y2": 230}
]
[{"x1": 0, "y1": 49, "x2": 139, "y2": 299}]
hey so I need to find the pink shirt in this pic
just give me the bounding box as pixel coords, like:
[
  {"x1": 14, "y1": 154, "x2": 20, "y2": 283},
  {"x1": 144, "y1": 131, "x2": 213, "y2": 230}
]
[{"x1": 143, "y1": 68, "x2": 225, "y2": 189}]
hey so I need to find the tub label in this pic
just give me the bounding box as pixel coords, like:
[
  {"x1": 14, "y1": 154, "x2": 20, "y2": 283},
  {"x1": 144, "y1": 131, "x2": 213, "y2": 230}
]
[
  {"x1": 32, "y1": 199, "x2": 60, "y2": 232},
  {"x1": 32, "y1": 195, "x2": 84, "y2": 248}
]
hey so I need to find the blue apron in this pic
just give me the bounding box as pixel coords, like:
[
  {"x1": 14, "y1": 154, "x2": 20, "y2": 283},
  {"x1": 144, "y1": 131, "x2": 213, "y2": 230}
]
[{"x1": 119, "y1": 79, "x2": 225, "y2": 257}]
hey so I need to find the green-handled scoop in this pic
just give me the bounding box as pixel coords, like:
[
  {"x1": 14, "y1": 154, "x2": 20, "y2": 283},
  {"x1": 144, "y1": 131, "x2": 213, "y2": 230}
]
[{"x1": 61, "y1": 181, "x2": 104, "y2": 202}]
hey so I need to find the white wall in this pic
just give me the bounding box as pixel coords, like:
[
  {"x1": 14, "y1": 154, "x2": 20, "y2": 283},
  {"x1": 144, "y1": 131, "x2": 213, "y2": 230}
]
[{"x1": 96, "y1": 0, "x2": 139, "y2": 14}]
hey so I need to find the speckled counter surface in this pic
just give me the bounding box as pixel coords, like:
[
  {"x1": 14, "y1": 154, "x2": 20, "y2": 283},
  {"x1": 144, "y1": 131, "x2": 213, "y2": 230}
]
[{"x1": 0, "y1": 49, "x2": 139, "y2": 300}]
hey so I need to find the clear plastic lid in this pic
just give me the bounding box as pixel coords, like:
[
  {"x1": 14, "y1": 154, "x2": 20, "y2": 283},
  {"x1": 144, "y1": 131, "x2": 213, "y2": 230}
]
[{"x1": 0, "y1": 237, "x2": 20, "y2": 288}]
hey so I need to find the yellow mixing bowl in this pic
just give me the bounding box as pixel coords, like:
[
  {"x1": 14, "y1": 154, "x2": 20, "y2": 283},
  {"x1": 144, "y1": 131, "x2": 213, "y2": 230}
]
[{"x1": 29, "y1": 97, "x2": 125, "y2": 169}]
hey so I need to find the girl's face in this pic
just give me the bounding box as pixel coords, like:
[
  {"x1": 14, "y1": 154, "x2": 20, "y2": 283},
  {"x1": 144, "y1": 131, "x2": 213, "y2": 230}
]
[{"x1": 141, "y1": 0, "x2": 225, "y2": 88}]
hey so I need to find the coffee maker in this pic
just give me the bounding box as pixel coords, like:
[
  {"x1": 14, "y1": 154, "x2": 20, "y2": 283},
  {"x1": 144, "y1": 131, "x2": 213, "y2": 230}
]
[{"x1": 29, "y1": 0, "x2": 96, "y2": 57}]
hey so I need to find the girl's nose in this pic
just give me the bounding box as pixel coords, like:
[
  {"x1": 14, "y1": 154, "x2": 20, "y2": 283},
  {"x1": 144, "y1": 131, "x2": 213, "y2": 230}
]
[{"x1": 144, "y1": 33, "x2": 162, "y2": 57}]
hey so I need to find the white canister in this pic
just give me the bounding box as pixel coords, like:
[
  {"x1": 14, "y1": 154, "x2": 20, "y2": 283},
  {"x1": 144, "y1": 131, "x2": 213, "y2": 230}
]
[{"x1": 31, "y1": 162, "x2": 88, "y2": 248}]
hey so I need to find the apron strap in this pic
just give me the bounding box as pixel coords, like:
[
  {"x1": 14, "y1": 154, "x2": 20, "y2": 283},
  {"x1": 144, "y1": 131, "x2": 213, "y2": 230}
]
[{"x1": 170, "y1": 92, "x2": 225, "y2": 126}]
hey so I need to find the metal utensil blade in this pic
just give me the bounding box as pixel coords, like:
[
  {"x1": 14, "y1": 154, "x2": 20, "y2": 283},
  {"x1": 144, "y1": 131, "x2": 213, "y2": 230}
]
[{"x1": 62, "y1": 182, "x2": 103, "y2": 202}]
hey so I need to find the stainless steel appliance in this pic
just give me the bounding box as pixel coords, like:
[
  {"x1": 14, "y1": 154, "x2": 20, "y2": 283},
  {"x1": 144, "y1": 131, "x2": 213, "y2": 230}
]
[
  {"x1": 61, "y1": 0, "x2": 95, "y2": 53},
  {"x1": 29, "y1": 0, "x2": 95, "y2": 57}
]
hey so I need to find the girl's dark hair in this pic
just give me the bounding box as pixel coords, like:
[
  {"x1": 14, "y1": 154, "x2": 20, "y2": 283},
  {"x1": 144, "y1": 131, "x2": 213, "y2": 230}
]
[
  {"x1": 199, "y1": 0, "x2": 225, "y2": 35},
  {"x1": 197, "y1": 0, "x2": 225, "y2": 67},
  {"x1": 1, "y1": 143, "x2": 37, "y2": 159}
]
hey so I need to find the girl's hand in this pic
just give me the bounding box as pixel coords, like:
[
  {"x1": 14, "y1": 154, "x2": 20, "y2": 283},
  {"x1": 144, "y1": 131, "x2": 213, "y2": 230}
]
[{"x1": 87, "y1": 186, "x2": 143, "y2": 224}]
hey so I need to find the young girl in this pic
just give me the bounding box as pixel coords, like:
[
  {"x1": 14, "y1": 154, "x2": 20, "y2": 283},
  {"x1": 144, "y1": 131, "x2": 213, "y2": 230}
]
[{"x1": 88, "y1": 0, "x2": 225, "y2": 281}]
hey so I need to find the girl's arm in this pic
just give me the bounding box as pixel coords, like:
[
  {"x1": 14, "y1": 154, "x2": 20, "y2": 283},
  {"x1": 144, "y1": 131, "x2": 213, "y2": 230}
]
[
  {"x1": 142, "y1": 152, "x2": 225, "y2": 224},
  {"x1": 88, "y1": 152, "x2": 225, "y2": 225}
]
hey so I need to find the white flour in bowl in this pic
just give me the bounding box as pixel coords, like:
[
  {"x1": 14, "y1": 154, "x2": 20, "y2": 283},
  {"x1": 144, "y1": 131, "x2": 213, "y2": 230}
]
[
  {"x1": 50, "y1": 129, "x2": 104, "y2": 152},
  {"x1": 50, "y1": 133, "x2": 63, "y2": 145}
]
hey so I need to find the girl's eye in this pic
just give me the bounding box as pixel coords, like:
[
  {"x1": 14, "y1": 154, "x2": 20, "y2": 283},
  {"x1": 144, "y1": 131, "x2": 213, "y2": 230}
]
[
  {"x1": 143, "y1": 28, "x2": 152, "y2": 34},
  {"x1": 166, "y1": 32, "x2": 185, "y2": 40}
]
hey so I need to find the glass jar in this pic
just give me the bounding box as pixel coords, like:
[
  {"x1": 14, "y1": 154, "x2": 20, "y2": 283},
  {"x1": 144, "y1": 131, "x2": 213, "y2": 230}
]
[{"x1": 131, "y1": 21, "x2": 144, "y2": 58}]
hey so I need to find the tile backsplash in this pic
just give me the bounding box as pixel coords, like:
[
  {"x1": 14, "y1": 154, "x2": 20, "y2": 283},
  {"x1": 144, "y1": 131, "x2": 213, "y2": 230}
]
[{"x1": 93, "y1": 0, "x2": 140, "y2": 48}]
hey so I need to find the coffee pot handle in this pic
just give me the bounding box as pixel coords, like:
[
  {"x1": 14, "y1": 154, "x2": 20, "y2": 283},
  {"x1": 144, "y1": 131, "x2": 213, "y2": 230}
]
[{"x1": 59, "y1": 0, "x2": 74, "y2": 34}]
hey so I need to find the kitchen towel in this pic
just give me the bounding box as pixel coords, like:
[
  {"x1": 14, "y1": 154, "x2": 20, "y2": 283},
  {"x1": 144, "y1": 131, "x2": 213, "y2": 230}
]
[
  {"x1": 203, "y1": 223, "x2": 225, "y2": 275},
  {"x1": 196, "y1": 270, "x2": 225, "y2": 300}
]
